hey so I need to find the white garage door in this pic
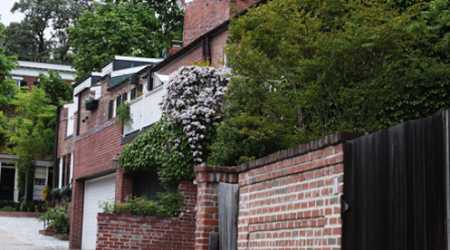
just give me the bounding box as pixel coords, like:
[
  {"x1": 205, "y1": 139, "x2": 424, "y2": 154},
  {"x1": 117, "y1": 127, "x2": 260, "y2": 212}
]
[{"x1": 82, "y1": 174, "x2": 116, "y2": 250}]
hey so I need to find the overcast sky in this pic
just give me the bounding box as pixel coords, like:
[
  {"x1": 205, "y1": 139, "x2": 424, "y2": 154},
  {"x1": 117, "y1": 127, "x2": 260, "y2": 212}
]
[{"x1": 0, "y1": 1, "x2": 24, "y2": 27}]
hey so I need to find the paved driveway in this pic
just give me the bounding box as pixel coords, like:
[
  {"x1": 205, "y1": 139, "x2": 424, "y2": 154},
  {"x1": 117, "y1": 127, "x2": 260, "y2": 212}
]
[{"x1": 0, "y1": 217, "x2": 69, "y2": 250}]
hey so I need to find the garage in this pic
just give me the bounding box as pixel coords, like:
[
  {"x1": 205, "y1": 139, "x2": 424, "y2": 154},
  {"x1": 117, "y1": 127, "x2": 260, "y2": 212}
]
[{"x1": 82, "y1": 174, "x2": 116, "y2": 250}]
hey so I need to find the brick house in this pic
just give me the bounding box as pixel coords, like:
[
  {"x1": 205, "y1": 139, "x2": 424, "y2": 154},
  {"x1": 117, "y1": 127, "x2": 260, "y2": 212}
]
[
  {"x1": 0, "y1": 61, "x2": 75, "y2": 202},
  {"x1": 59, "y1": 0, "x2": 266, "y2": 249}
]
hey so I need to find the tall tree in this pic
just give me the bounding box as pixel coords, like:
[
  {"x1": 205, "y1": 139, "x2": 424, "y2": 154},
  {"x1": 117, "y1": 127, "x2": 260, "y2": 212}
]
[
  {"x1": 8, "y1": 0, "x2": 94, "y2": 64},
  {"x1": 209, "y1": 0, "x2": 450, "y2": 166},
  {"x1": 3, "y1": 22, "x2": 43, "y2": 62},
  {"x1": 0, "y1": 19, "x2": 19, "y2": 111},
  {"x1": 69, "y1": 0, "x2": 183, "y2": 80}
]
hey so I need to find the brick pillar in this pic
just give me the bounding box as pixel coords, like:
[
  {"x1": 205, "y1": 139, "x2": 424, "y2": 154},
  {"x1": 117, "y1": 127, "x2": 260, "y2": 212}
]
[
  {"x1": 194, "y1": 166, "x2": 238, "y2": 250},
  {"x1": 69, "y1": 180, "x2": 84, "y2": 249},
  {"x1": 115, "y1": 169, "x2": 133, "y2": 202}
]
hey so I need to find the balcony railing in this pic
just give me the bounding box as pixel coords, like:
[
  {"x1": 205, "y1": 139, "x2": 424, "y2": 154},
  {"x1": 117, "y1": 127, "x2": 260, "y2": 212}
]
[{"x1": 124, "y1": 85, "x2": 166, "y2": 135}]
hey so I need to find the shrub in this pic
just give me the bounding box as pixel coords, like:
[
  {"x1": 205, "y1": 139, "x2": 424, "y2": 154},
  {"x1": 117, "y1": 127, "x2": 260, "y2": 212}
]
[
  {"x1": 19, "y1": 197, "x2": 28, "y2": 211},
  {"x1": 0, "y1": 200, "x2": 15, "y2": 209},
  {"x1": 99, "y1": 191, "x2": 184, "y2": 217},
  {"x1": 29, "y1": 203, "x2": 35, "y2": 212},
  {"x1": 51, "y1": 188, "x2": 61, "y2": 201},
  {"x1": 38, "y1": 204, "x2": 70, "y2": 234},
  {"x1": 0, "y1": 206, "x2": 15, "y2": 211},
  {"x1": 14, "y1": 203, "x2": 20, "y2": 211},
  {"x1": 42, "y1": 186, "x2": 52, "y2": 203},
  {"x1": 36, "y1": 203, "x2": 43, "y2": 212}
]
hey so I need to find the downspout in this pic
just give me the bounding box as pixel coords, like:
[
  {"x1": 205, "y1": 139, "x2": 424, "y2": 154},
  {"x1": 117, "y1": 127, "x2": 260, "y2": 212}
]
[{"x1": 53, "y1": 105, "x2": 61, "y2": 188}]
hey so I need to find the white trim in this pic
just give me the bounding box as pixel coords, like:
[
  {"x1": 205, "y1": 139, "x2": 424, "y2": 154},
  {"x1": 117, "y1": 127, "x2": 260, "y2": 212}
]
[
  {"x1": 70, "y1": 152, "x2": 74, "y2": 184},
  {"x1": 17, "y1": 61, "x2": 75, "y2": 73},
  {"x1": 12, "y1": 76, "x2": 23, "y2": 81},
  {"x1": 110, "y1": 66, "x2": 149, "y2": 78},
  {"x1": 14, "y1": 168, "x2": 18, "y2": 202},
  {"x1": 154, "y1": 73, "x2": 169, "y2": 84},
  {"x1": 35, "y1": 160, "x2": 52, "y2": 167},
  {"x1": 91, "y1": 86, "x2": 102, "y2": 99},
  {"x1": 114, "y1": 56, "x2": 163, "y2": 64},
  {"x1": 46, "y1": 167, "x2": 49, "y2": 187},
  {"x1": 59, "y1": 158, "x2": 63, "y2": 188}
]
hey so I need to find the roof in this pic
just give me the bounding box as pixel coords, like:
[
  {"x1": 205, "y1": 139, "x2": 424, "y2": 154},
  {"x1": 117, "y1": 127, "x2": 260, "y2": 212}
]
[
  {"x1": 150, "y1": 0, "x2": 268, "y2": 73},
  {"x1": 17, "y1": 61, "x2": 75, "y2": 73},
  {"x1": 73, "y1": 72, "x2": 103, "y2": 88}
]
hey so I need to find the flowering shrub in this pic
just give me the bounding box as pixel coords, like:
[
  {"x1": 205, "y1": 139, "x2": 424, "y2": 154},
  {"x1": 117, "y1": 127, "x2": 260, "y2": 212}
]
[
  {"x1": 161, "y1": 66, "x2": 230, "y2": 166},
  {"x1": 119, "y1": 66, "x2": 230, "y2": 186}
]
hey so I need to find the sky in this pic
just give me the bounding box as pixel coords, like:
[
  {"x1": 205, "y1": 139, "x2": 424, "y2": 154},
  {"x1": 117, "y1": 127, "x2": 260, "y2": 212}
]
[{"x1": 0, "y1": 1, "x2": 25, "y2": 27}]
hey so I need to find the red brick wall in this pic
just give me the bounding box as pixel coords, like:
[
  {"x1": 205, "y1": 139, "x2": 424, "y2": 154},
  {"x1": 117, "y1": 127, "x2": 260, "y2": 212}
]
[
  {"x1": 96, "y1": 181, "x2": 197, "y2": 250},
  {"x1": 69, "y1": 77, "x2": 144, "y2": 249},
  {"x1": 97, "y1": 213, "x2": 195, "y2": 250},
  {"x1": 160, "y1": 29, "x2": 230, "y2": 75},
  {"x1": 194, "y1": 132, "x2": 363, "y2": 250},
  {"x1": 160, "y1": 45, "x2": 203, "y2": 75}
]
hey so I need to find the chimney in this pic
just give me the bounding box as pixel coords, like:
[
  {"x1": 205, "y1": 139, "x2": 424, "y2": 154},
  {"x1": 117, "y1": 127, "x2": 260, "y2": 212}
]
[
  {"x1": 169, "y1": 40, "x2": 183, "y2": 57},
  {"x1": 182, "y1": 0, "x2": 258, "y2": 47}
]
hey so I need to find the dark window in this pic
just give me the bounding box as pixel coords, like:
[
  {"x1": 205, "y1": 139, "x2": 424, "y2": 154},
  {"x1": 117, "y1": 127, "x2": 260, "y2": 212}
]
[
  {"x1": 131, "y1": 88, "x2": 136, "y2": 100},
  {"x1": 108, "y1": 100, "x2": 113, "y2": 119},
  {"x1": 61, "y1": 155, "x2": 66, "y2": 187},
  {"x1": 137, "y1": 84, "x2": 143, "y2": 94},
  {"x1": 20, "y1": 81, "x2": 28, "y2": 87},
  {"x1": 54, "y1": 159, "x2": 59, "y2": 187},
  {"x1": 116, "y1": 95, "x2": 122, "y2": 107},
  {"x1": 65, "y1": 154, "x2": 71, "y2": 186},
  {"x1": 133, "y1": 168, "x2": 165, "y2": 201},
  {"x1": 33, "y1": 81, "x2": 39, "y2": 86},
  {"x1": 122, "y1": 92, "x2": 127, "y2": 102}
]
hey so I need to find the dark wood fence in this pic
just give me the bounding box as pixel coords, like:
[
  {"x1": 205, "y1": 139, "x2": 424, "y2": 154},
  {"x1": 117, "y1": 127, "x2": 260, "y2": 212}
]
[{"x1": 343, "y1": 109, "x2": 448, "y2": 250}]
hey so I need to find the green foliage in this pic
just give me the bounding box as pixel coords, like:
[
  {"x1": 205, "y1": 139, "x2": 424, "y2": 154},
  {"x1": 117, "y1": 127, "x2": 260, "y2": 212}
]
[
  {"x1": 51, "y1": 188, "x2": 61, "y2": 201},
  {"x1": 69, "y1": 0, "x2": 183, "y2": 80},
  {"x1": 99, "y1": 191, "x2": 183, "y2": 217},
  {"x1": 19, "y1": 197, "x2": 28, "y2": 211},
  {"x1": 0, "y1": 200, "x2": 15, "y2": 209},
  {"x1": 42, "y1": 186, "x2": 52, "y2": 203},
  {"x1": 0, "y1": 206, "x2": 15, "y2": 212},
  {"x1": 29, "y1": 203, "x2": 36, "y2": 212},
  {"x1": 9, "y1": 0, "x2": 94, "y2": 64},
  {"x1": 116, "y1": 102, "x2": 133, "y2": 129},
  {"x1": 119, "y1": 120, "x2": 194, "y2": 188},
  {"x1": 0, "y1": 18, "x2": 19, "y2": 113},
  {"x1": 60, "y1": 186, "x2": 72, "y2": 202},
  {"x1": 38, "y1": 204, "x2": 70, "y2": 234},
  {"x1": 14, "y1": 203, "x2": 20, "y2": 211},
  {"x1": 37, "y1": 70, "x2": 73, "y2": 106},
  {"x1": 0, "y1": 87, "x2": 57, "y2": 200},
  {"x1": 212, "y1": 0, "x2": 450, "y2": 166},
  {"x1": 37, "y1": 203, "x2": 43, "y2": 212}
]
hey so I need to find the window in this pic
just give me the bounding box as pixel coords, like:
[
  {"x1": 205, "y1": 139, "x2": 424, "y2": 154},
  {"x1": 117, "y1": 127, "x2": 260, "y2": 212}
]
[
  {"x1": 133, "y1": 168, "x2": 165, "y2": 201},
  {"x1": 130, "y1": 88, "x2": 136, "y2": 100},
  {"x1": 137, "y1": 84, "x2": 143, "y2": 94},
  {"x1": 108, "y1": 100, "x2": 113, "y2": 119},
  {"x1": 16, "y1": 80, "x2": 27, "y2": 88},
  {"x1": 116, "y1": 95, "x2": 122, "y2": 107},
  {"x1": 122, "y1": 92, "x2": 127, "y2": 102},
  {"x1": 59, "y1": 153, "x2": 72, "y2": 188}
]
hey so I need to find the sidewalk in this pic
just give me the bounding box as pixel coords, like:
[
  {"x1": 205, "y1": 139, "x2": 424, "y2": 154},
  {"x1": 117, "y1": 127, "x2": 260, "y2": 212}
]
[
  {"x1": 0, "y1": 216, "x2": 69, "y2": 250},
  {"x1": 0, "y1": 228, "x2": 44, "y2": 250}
]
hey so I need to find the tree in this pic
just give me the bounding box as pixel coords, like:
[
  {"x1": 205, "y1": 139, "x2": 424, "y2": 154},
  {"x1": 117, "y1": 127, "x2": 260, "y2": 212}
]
[
  {"x1": 209, "y1": 0, "x2": 450, "y2": 166},
  {"x1": 3, "y1": 22, "x2": 42, "y2": 62},
  {"x1": 9, "y1": 0, "x2": 94, "y2": 64},
  {"x1": 0, "y1": 18, "x2": 19, "y2": 147},
  {"x1": 0, "y1": 19, "x2": 19, "y2": 111},
  {"x1": 69, "y1": 0, "x2": 183, "y2": 80},
  {"x1": 0, "y1": 71, "x2": 72, "y2": 200}
]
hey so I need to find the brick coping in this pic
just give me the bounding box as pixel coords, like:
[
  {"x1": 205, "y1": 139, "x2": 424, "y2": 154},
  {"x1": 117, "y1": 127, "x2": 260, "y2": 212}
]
[
  {"x1": 0, "y1": 211, "x2": 45, "y2": 218},
  {"x1": 195, "y1": 132, "x2": 364, "y2": 174},
  {"x1": 97, "y1": 213, "x2": 195, "y2": 222}
]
